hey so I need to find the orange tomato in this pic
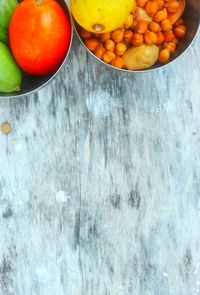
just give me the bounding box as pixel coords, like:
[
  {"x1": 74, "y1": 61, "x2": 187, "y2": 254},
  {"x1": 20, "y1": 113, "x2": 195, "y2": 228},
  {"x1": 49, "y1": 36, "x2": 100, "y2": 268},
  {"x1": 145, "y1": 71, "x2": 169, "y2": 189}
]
[{"x1": 9, "y1": 0, "x2": 71, "y2": 75}]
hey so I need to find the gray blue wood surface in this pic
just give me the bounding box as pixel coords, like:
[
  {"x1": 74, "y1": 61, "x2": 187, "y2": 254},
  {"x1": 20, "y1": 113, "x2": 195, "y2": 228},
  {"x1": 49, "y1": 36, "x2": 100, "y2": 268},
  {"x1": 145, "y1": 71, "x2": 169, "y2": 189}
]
[{"x1": 0, "y1": 30, "x2": 200, "y2": 295}]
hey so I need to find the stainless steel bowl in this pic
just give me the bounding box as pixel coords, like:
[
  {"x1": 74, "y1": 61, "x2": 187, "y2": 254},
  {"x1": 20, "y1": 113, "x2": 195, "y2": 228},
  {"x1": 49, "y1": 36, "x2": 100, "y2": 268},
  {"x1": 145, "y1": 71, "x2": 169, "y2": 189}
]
[
  {"x1": 0, "y1": 0, "x2": 73, "y2": 98},
  {"x1": 74, "y1": 0, "x2": 200, "y2": 73}
]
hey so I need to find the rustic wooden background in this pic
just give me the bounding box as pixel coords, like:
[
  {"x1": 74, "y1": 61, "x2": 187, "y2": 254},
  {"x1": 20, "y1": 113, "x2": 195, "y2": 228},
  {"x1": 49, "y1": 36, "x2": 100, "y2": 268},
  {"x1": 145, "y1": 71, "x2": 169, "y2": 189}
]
[{"x1": 0, "y1": 27, "x2": 200, "y2": 295}]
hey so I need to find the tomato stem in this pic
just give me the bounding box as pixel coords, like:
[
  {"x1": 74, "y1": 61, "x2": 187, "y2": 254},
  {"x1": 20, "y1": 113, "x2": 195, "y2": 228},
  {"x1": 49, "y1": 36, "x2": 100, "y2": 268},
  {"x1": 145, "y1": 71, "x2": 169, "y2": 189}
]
[{"x1": 35, "y1": 0, "x2": 44, "y2": 5}]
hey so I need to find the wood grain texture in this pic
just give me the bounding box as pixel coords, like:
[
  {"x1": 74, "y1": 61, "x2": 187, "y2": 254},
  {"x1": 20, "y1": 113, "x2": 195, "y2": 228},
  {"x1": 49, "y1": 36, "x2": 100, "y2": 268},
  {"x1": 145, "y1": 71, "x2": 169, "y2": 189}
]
[{"x1": 0, "y1": 30, "x2": 200, "y2": 295}]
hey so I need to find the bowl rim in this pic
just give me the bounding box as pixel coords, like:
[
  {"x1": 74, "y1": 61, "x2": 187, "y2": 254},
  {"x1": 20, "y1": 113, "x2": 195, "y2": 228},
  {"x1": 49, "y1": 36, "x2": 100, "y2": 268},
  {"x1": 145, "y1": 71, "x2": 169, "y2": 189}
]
[
  {"x1": 73, "y1": 14, "x2": 200, "y2": 74},
  {"x1": 0, "y1": 1, "x2": 73, "y2": 99}
]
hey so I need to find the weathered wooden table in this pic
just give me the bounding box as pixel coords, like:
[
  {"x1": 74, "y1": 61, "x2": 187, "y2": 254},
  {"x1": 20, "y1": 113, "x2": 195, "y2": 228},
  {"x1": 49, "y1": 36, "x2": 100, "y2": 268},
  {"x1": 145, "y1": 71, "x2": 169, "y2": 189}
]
[{"x1": 0, "y1": 29, "x2": 200, "y2": 295}]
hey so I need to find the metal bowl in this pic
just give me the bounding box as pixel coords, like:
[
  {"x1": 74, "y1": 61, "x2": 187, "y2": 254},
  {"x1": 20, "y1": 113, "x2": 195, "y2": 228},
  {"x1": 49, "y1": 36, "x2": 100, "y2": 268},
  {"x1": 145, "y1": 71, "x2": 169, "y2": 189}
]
[
  {"x1": 0, "y1": 0, "x2": 73, "y2": 98},
  {"x1": 74, "y1": 0, "x2": 200, "y2": 73}
]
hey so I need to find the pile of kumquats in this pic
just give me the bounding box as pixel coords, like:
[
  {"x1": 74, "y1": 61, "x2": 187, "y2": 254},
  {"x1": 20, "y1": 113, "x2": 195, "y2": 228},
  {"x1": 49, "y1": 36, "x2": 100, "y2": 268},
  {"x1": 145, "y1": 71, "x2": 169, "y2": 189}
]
[{"x1": 79, "y1": 0, "x2": 187, "y2": 70}]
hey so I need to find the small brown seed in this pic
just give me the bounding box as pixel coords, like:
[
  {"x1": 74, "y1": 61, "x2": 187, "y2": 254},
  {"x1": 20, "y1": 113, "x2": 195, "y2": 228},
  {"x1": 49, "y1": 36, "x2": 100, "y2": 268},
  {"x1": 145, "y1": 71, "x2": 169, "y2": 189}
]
[{"x1": 1, "y1": 122, "x2": 11, "y2": 134}]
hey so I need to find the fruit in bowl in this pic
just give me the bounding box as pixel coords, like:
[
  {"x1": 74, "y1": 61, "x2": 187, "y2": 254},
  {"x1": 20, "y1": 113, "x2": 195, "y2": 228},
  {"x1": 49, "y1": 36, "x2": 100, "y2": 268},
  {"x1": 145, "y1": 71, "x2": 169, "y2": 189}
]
[
  {"x1": 0, "y1": 42, "x2": 22, "y2": 93},
  {"x1": 9, "y1": 0, "x2": 71, "y2": 75},
  {"x1": 0, "y1": 0, "x2": 21, "y2": 93},
  {"x1": 0, "y1": 0, "x2": 72, "y2": 95},
  {"x1": 0, "y1": 0, "x2": 18, "y2": 30},
  {"x1": 74, "y1": 0, "x2": 187, "y2": 70},
  {"x1": 70, "y1": 0, "x2": 135, "y2": 33}
]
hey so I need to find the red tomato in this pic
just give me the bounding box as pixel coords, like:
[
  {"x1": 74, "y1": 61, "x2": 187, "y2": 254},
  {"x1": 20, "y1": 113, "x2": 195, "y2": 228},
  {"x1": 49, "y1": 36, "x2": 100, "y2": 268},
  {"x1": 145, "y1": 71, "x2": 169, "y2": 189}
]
[{"x1": 9, "y1": 0, "x2": 71, "y2": 75}]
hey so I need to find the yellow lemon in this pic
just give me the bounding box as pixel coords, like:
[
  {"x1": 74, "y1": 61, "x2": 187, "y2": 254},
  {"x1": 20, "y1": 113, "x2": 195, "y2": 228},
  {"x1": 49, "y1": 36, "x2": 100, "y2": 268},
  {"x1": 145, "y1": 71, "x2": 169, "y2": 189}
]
[{"x1": 70, "y1": 0, "x2": 135, "y2": 33}]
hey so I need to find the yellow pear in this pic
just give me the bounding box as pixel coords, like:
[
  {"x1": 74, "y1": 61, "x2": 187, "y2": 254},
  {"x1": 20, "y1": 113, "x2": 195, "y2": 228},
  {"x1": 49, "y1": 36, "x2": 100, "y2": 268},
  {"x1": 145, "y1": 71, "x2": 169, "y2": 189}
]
[{"x1": 70, "y1": 0, "x2": 135, "y2": 33}]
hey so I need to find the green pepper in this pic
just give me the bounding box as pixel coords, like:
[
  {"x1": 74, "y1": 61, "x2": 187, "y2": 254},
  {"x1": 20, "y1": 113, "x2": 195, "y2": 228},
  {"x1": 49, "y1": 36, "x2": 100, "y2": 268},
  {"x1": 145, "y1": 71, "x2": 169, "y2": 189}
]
[
  {"x1": 0, "y1": 25, "x2": 8, "y2": 44},
  {"x1": 0, "y1": 0, "x2": 18, "y2": 30}
]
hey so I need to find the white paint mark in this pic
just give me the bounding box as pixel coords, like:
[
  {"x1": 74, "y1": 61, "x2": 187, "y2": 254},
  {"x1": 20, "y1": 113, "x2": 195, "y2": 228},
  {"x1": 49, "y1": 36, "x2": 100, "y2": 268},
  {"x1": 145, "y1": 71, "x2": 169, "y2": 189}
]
[
  {"x1": 55, "y1": 191, "x2": 70, "y2": 203},
  {"x1": 15, "y1": 143, "x2": 23, "y2": 152},
  {"x1": 33, "y1": 267, "x2": 49, "y2": 283},
  {"x1": 86, "y1": 90, "x2": 117, "y2": 118},
  {"x1": 162, "y1": 272, "x2": 169, "y2": 277},
  {"x1": 194, "y1": 263, "x2": 200, "y2": 274},
  {"x1": 163, "y1": 100, "x2": 175, "y2": 112}
]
